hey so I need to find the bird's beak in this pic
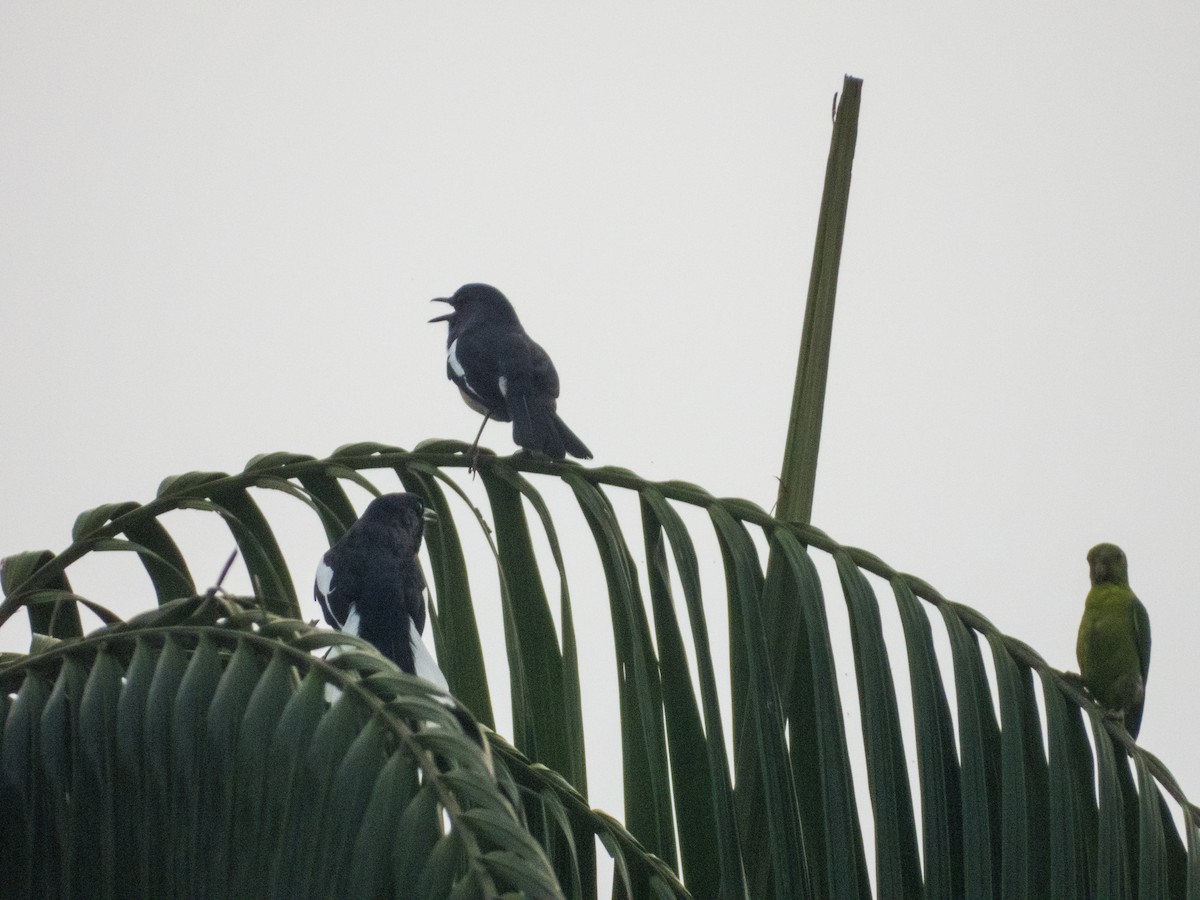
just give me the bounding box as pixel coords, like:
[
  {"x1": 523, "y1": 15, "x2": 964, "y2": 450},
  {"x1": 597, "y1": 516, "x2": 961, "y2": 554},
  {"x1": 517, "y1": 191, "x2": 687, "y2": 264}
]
[
  {"x1": 422, "y1": 507, "x2": 439, "y2": 525},
  {"x1": 429, "y1": 297, "x2": 455, "y2": 324}
]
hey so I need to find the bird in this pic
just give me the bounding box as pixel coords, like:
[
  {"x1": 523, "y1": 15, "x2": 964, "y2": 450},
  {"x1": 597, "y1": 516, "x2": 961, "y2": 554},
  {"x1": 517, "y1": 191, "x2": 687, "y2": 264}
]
[
  {"x1": 430, "y1": 283, "x2": 592, "y2": 465},
  {"x1": 1076, "y1": 542, "x2": 1152, "y2": 739},
  {"x1": 314, "y1": 492, "x2": 448, "y2": 693}
]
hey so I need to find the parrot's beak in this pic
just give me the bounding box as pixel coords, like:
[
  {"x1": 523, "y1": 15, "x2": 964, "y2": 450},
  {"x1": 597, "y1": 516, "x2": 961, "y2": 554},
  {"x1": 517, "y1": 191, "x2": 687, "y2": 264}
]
[{"x1": 422, "y1": 507, "x2": 439, "y2": 525}]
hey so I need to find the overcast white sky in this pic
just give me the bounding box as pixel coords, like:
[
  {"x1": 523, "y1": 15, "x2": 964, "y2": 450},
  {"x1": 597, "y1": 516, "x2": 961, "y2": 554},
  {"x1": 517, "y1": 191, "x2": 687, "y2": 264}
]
[{"x1": 3, "y1": 2, "x2": 1199, "y2": 864}]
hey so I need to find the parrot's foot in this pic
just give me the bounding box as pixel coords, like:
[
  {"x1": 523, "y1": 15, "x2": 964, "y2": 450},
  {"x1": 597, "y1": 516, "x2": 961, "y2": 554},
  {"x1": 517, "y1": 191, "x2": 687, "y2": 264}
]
[
  {"x1": 1102, "y1": 708, "x2": 1127, "y2": 729},
  {"x1": 1060, "y1": 671, "x2": 1087, "y2": 692}
]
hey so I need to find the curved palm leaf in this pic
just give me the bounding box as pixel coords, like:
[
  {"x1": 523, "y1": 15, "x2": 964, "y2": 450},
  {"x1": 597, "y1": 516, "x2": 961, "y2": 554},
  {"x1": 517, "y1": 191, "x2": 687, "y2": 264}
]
[
  {"x1": 3, "y1": 444, "x2": 1199, "y2": 898},
  {"x1": 0, "y1": 593, "x2": 562, "y2": 899}
]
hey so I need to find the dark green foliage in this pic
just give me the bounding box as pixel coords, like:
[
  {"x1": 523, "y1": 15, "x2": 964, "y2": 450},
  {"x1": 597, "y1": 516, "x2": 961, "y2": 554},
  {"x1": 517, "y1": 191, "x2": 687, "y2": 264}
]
[
  {"x1": 2, "y1": 447, "x2": 1197, "y2": 898},
  {"x1": 0, "y1": 597, "x2": 562, "y2": 900}
]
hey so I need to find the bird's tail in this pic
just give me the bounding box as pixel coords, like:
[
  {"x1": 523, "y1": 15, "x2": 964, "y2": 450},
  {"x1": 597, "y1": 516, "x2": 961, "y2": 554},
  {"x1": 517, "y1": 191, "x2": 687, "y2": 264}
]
[
  {"x1": 511, "y1": 394, "x2": 593, "y2": 460},
  {"x1": 552, "y1": 413, "x2": 592, "y2": 460}
]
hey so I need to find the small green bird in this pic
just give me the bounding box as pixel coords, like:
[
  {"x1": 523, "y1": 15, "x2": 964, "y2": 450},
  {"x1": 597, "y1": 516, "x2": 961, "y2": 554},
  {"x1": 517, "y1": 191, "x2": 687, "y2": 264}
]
[{"x1": 1076, "y1": 542, "x2": 1152, "y2": 738}]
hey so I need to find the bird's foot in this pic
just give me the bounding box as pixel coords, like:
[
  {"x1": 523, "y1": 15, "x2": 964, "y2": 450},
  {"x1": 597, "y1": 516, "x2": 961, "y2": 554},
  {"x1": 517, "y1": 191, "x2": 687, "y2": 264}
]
[
  {"x1": 466, "y1": 446, "x2": 497, "y2": 476},
  {"x1": 1060, "y1": 671, "x2": 1087, "y2": 693}
]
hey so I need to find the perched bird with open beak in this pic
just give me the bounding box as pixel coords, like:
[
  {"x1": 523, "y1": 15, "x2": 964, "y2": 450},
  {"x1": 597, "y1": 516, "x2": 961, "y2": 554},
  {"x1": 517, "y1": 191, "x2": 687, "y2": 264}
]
[{"x1": 430, "y1": 283, "x2": 592, "y2": 466}]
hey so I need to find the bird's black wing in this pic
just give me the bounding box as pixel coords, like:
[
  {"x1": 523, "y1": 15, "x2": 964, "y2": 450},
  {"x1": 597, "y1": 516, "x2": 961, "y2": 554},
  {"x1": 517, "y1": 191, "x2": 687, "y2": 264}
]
[
  {"x1": 351, "y1": 553, "x2": 425, "y2": 675},
  {"x1": 371, "y1": 563, "x2": 448, "y2": 689},
  {"x1": 501, "y1": 339, "x2": 560, "y2": 456},
  {"x1": 448, "y1": 329, "x2": 509, "y2": 419},
  {"x1": 523, "y1": 337, "x2": 561, "y2": 398},
  {"x1": 403, "y1": 562, "x2": 428, "y2": 636},
  {"x1": 502, "y1": 335, "x2": 592, "y2": 459}
]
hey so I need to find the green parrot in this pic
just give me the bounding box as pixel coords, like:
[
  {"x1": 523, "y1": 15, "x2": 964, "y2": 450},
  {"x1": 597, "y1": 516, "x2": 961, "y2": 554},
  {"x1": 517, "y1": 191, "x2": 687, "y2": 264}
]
[{"x1": 1076, "y1": 542, "x2": 1152, "y2": 738}]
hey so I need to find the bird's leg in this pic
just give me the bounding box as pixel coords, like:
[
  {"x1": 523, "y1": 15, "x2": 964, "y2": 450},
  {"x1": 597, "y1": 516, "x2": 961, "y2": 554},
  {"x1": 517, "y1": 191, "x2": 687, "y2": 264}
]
[{"x1": 467, "y1": 414, "x2": 490, "y2": 474}]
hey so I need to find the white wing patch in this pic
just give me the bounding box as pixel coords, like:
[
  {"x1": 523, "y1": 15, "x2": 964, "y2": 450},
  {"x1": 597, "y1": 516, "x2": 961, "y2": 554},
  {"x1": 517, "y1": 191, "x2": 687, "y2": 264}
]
[
  {"x1": 342, "y1": 604, "x2": 360, "y2": 638},
  {"x1": 321, "y1": 603, "x2": 360, "y2": 704},
  {"x1": 449, "y1": 337, "x2": 489, "y2": 408},
  {"x1": 315, "y1": 558, "x2": 336, "y2": 616},
  {"x1": 498, "y1": 375, "x2": 508, "y2": 397},
  {"x1": 409, "y1": 619, "x2": 450, "y2": 692},
  {"x1": 447, "y1": 339, "x2": 466, "y2": 379}
]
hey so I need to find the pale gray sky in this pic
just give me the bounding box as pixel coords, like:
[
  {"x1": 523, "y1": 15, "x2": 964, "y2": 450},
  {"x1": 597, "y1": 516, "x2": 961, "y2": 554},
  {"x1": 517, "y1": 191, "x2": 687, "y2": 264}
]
[{"x1": 3, "y1": 2, "x2": 1199, "y2": 866}]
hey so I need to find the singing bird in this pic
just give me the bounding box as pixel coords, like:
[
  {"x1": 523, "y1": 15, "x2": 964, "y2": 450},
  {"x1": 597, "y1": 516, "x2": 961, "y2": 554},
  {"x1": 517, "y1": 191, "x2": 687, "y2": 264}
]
[
  {"x1": 1076, "y1": 542, "x2": 1151, "y2": 738},
  {"x1": 430, "y1": 283, "x2": 592, "y2": 464},
  {"x1": 314, "y1": 493, "x2": 448, "y2": 691}
]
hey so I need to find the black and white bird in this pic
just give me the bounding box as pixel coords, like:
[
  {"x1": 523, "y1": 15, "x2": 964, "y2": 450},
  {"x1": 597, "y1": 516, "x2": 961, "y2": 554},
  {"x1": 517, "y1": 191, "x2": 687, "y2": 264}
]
[
  {"x1": 430, "y1": 283, "x2": 592, "y2": 464},
  {"x1": 314, "y1": 492, "x2": 448, "y2": 692}
]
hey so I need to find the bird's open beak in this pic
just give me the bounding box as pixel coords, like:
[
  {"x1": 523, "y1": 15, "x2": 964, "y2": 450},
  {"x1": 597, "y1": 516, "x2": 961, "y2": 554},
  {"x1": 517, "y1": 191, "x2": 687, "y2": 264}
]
[
  {"x1": 422, "y1": 507, "x2": 439, "y2": 525},
  {"x1": 429, "y1": 297, "x2": 455, "y2": 324}
]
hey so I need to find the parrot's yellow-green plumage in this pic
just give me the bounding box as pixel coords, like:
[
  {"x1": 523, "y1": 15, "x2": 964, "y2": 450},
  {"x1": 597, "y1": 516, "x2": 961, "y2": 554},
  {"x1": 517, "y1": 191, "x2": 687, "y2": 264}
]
[{"x1": 1076, "y1": 542, "x2": 1151, "y2": 739}]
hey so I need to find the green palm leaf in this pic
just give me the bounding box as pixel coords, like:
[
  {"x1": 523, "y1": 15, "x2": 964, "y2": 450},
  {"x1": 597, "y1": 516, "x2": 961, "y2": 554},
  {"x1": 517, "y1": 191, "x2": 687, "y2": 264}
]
[
  {"x1": 3, "y1": 447, "x2": 1199, "y2": 898},
  {"x1": 0, "y1": 594, "x2": 562, "y2": 900}
]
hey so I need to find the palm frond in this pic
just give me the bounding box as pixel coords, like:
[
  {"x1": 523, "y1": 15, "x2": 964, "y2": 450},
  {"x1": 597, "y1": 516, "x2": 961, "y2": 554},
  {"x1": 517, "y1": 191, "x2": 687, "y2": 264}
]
[
  {"x1": 0, "y1": 594, "x2": 562, "y2": 899},
  {"x1": 3, "y1": 445, "x2": 1198, "y2": 898}
]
